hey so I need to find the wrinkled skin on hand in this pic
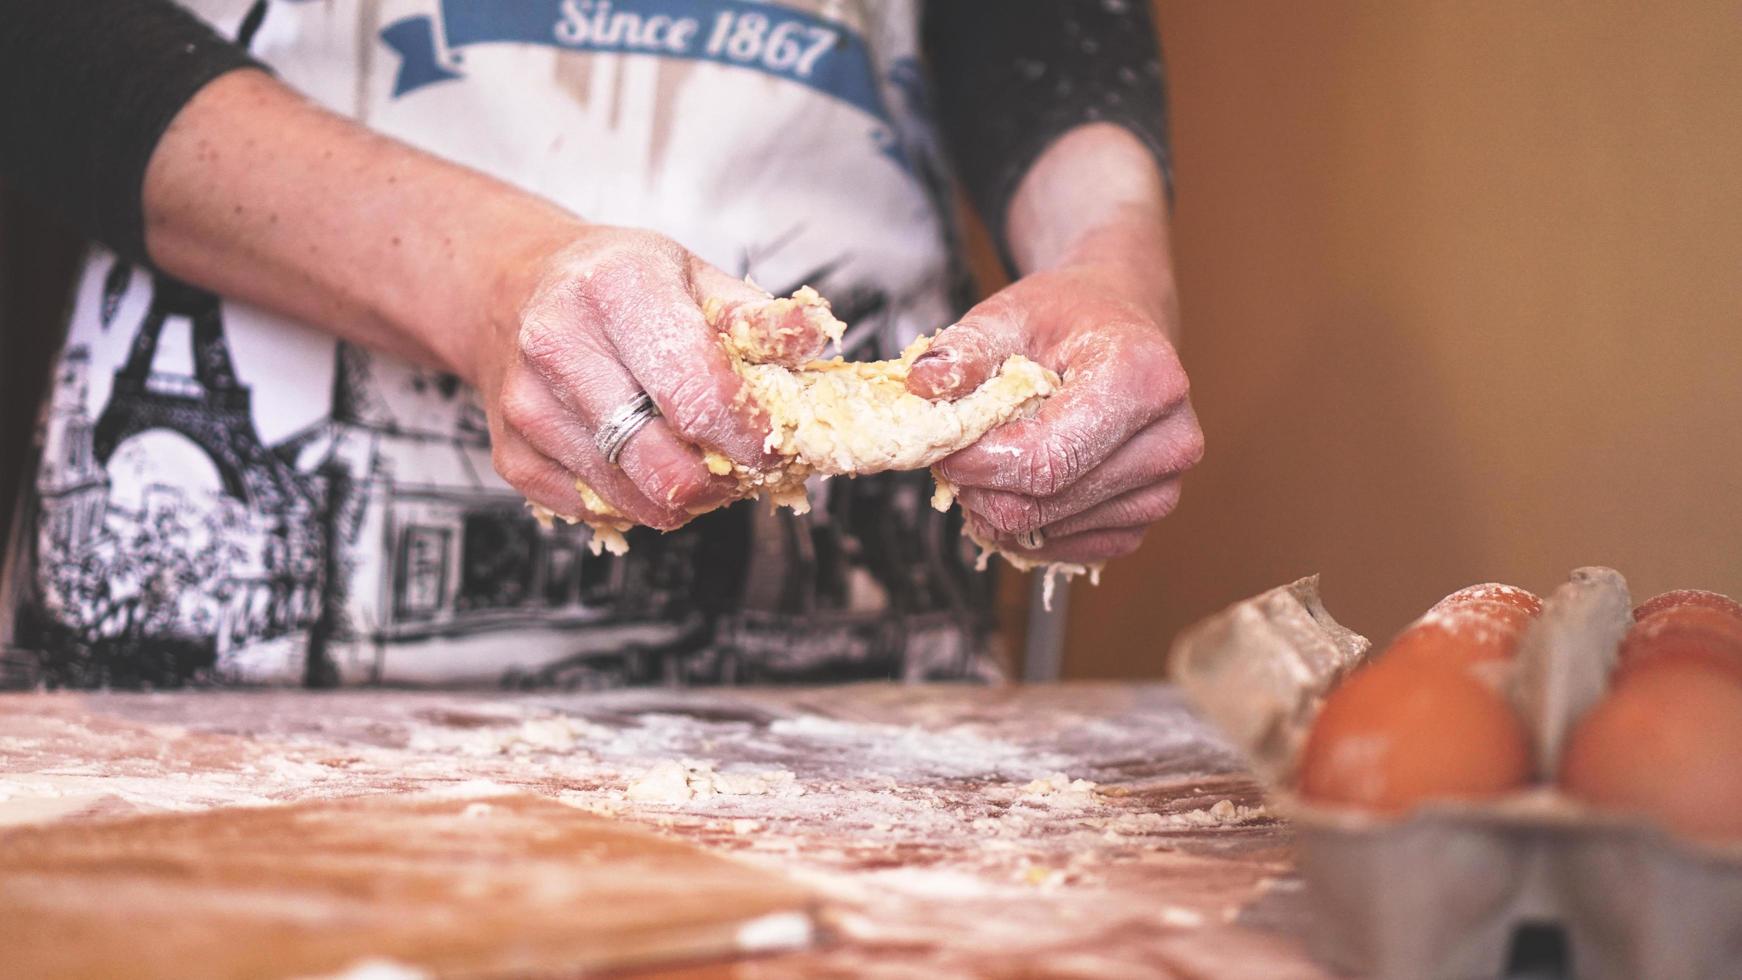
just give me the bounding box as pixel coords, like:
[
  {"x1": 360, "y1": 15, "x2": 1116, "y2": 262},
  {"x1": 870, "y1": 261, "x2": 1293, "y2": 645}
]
[
  {"x1": 473, "y1": 226, "x2": 823, "y2": 531},
  {"x1": 907, "y1": 263, "x2": 1204, "y2": 565}
]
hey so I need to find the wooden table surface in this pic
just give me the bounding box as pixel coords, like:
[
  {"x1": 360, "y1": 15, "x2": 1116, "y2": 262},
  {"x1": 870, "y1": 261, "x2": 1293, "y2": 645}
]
[{"x1": 0, "y1": 683, "x2": 1328, "y2": 978}]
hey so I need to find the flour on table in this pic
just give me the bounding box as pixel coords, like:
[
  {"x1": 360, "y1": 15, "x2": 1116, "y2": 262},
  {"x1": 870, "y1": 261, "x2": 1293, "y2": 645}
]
[
  {"x1": 1018, "y1": 772, "x2": 1100, "y2": 809},
  {"x1": 626, "y1": 759, "x2": 805, "y2": 803},
  {"x1": 405, "y1": 715, "x2": 605, "y2": 757},
  {"x1": 1105, "y1": 799, "x2": 1269, "y2": 836},
  {"x1": 305, "y1": 958, "x2": 433, "y2": 980}
]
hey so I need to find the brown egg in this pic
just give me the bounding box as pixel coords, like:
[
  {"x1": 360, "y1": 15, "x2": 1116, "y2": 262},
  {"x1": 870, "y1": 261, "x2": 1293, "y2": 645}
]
[
  {"x1": 1434, "y1": 583, "x2": 1544, "y2": 619},
  {"x1": 1633, "y1": 588, "x2": 1742, "y2": 625},
  {"x1": 1298, "y1": 657, "x2": 1533, "y2": 813},
  {"x1": 1383, "y1": 604, "x2": 1531, "y2": 671},
  {"x1": 1561, "y1": 661, "x2": 1742, "y2": 842},
  {"x1": 1614, "y1": 606, "x2": 1742, "y2": 687}
]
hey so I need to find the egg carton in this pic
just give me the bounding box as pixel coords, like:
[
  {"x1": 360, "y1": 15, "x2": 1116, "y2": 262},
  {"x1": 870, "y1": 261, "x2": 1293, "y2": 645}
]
[{"x1": 1171, "y1": 567, "x2": 1742, "y2": 980}]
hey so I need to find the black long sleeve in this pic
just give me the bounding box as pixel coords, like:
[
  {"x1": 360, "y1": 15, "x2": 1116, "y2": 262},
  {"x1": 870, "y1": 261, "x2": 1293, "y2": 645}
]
[
  {"x1": 923, "y1": 0, "x2": 1173, "y2": 262},
  {"x1": 0, "y1": 0, "x2": 265, "y2": 266}
]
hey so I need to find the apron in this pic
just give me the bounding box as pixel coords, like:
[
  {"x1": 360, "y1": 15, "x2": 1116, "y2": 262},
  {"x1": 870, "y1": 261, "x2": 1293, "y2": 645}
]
[{"x1": 0, "y1": 0, "x2": 1001, "y2": 689}]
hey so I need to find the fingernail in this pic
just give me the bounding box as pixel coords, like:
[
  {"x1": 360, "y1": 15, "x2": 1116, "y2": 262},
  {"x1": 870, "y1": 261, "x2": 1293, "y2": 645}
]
[{"x1": 914, "y1": 347, "x2": 957, "y2": 368}]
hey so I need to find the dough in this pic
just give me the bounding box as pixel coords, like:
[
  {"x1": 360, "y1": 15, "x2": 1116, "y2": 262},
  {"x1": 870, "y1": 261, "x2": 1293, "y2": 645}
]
[{"x1": 530, "y1": 286, "x2": 1098, "y2": 597}]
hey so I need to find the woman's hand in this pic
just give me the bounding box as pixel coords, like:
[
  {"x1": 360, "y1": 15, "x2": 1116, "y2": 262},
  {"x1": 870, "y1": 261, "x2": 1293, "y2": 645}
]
[
  {"x1": 908, "y1": 263, "x2": 1202, "y2": 565},
  {"x1": 473, "y1": 225, "x2": 779, "y2": 530},
  {"x1": 907, "y1": 122, "x2": 1202, "y2": 566}
]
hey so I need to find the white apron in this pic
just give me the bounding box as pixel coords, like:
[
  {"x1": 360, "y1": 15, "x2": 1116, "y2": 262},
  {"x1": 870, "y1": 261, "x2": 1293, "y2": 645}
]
[{"x1": 1, "y1": 0, "x2": 1001, "y2": 688}]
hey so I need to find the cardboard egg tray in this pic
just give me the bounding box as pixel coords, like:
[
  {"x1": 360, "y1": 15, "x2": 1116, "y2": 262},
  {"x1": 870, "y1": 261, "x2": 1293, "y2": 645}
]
[{"x1": 1171, "y1": 567, "x2": 1742, "y2": 980}]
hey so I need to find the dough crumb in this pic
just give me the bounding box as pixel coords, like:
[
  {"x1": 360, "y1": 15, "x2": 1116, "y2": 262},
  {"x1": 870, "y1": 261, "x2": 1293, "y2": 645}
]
[
  {"x1": 1018, "y1": 772, "x2": 1100, "y2": 810},
  {"x1": 310, "y1": 958, "x2": 432, "y2": 980},
  {"x1": 1159, "y1": 906, "x2": 1206, "y2": 928},
  {"x1": 626, "y1": 759, "x2": 805, "y2": 803},
  {"x1": 1104, "y1": 800, "x2": 1269, "y2": 836}
]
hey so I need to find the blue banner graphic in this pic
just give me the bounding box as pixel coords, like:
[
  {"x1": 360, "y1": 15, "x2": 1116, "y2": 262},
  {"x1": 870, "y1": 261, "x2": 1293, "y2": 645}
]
[{"x1": 380, "y1": 0, "x2": 891, "y2": 127}]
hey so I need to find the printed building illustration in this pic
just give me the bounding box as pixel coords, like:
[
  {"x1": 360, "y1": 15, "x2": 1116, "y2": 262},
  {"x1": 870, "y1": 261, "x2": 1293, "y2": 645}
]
[
  {"x1": 36, "y1": 347, "x2": 109, "y2": 554},
  {"x1": 276, "y1": 342, "x2": 696, "y2": 686}
]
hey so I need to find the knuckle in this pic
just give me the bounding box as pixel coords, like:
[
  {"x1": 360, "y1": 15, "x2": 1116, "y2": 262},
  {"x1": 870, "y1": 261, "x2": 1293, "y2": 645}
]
[
  {"x1": 580, "y1": 237, "x2": 684, "y2": 305},
  {"x1": 625, "y1": 454, "x2": 707, "y2": 525},
  {"x1": 583, "y1": 253, "x2": 646, "y2": 302},
  {"x1": 1127, "y1": 483, "x2": 1183, "y2": 525},
  {"x1": 983, "y1": 492, "x2": 1044, "y2": 534},
  {"x1": 1022, "y1": 433, "x2": 1088, "y2": 497},
  {"x1": 1178, "y1": 423, "x2": 1206, "y2": 470},
  {"x1": 1126, "y1": 331, "x2": 1191, "y2": 406},
  {"x1": 497, "y1": 378, "x2": 544, "y2": 435},
  {"x1": 654, "y1": 466, "x2": 712, "y2": 512},
  {"x1": 516, "y1": 313, "x2": 569, "y2": 366},
  {"x1": 493, "y1": 448, "x2": 541, "y2": 491},
  {"x1": 654, "y1": 372, "x2": 734, "y2": 442},
  {"x1": 1108, "y1": 529, "x2": 1148, "y2": 558},
  {"x1": 1145, "y1": 424, "x2": 1205, "y2": 479}
]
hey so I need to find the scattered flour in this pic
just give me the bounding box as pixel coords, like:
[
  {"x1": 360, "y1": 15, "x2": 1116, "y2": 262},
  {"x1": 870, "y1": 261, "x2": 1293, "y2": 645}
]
[
  {"x1": 0, "y1": 689, "x2": 1280, "y2": 978},
  {"x1": 301, "y1": 958, "x2": 432, "y2": 980},
  {"x1": 405, "y1": 715, "x2": 605, "y2": 757},
  {"x1": 1105, "y1": 799, "x2": 1268, "y2": 836},
  {"x1": 626, "y1": 760, "x2": 805, "y2": 803},
  {"x1": 1020, "y1": 772, "x2": 1099, "y2": 798},
  {"x1": 1158, "y1": 906, "x2": 1206, "y2": 928}
]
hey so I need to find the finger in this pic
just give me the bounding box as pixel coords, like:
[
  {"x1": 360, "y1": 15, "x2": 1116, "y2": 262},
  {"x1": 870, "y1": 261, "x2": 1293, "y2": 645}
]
[
  {"x1": 939, "y1": 328, "x2": 1192, "y2": 497},
  {"x1": 502, "y1": 359, "x2": 731, "y2": 529},
  {"x1": 1032, "y1": 478, "x2": 1182, "y2": 539},
  {"x1": 967, "y1": 514, "x2": 1150, "y2": 566},
  {"x1": 690, "y1": 263, "x2": 838, "y2": 366},
  {"x1": 589, "y1": 258, "x2": 776, "y2": 468},
  {"x1": 690, "y1": 261, "x2": 773, "y2": 311},
  {"x1": 954, "y1": 410, "x2": 1201, "y2": 534},
  {"x1": 906, "y1": 300, "x2": 1027, "y2": 400},
  {"x1": 489, "y1": 427, "x2": 617, "y2": 525}
]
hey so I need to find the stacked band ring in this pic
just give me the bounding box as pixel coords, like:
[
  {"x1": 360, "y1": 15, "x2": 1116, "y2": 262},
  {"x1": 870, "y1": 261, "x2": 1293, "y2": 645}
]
[{"x1": 595, "y1": 392, "x2": 660, "y2": 465}]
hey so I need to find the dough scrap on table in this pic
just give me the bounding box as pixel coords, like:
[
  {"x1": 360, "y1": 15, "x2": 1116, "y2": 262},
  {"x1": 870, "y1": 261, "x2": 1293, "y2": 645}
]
[{"x1": 527, "y1": 285, "x2": 1095, "y2": 592}]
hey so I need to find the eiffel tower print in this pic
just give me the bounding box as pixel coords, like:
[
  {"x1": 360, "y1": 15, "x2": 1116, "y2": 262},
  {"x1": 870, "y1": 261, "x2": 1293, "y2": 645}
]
[
  {"x1": 92, "y1": 268, "x2": 312, "y2": 513},
  {"x1": 91, "y1": 3, "x2": 302, "y2": 512}
]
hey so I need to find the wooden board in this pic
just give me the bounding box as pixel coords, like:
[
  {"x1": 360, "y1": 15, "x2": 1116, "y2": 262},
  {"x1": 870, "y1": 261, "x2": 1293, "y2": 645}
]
[{"x1": 0, "y1": 793, "x2": 817, "y2": 979}]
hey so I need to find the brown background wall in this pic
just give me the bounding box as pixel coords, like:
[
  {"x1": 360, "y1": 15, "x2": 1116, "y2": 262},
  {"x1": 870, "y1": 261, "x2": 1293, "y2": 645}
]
[{"x1": 1065, "y1": 1, "x2": 1742, "y2": 677}]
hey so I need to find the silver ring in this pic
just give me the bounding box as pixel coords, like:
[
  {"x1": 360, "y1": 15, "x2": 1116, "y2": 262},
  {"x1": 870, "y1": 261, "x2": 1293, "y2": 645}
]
[
  {"x1": 1017, "y1": 529, "x2": 1046, "y2": 551},
  {"x1": 595, "y1": 392, "x2": 660, "y2": 466}
]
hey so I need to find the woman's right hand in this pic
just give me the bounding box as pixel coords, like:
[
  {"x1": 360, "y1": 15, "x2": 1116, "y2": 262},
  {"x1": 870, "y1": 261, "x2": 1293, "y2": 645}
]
[{"x1": 471, "y1": 224, "x2": 782, "y2": 530}]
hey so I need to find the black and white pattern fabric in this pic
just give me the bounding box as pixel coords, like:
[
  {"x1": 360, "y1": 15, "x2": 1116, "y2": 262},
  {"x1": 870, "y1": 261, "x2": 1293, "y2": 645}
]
[{"x1": 1, "y1": 0, "x2": 1000, "y2": 689}]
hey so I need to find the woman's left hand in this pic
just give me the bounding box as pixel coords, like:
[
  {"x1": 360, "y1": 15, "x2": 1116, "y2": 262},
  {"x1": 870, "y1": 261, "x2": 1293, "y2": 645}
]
[{"x1": 906, "y1": 262, "x2": 1203, "y2": 565}]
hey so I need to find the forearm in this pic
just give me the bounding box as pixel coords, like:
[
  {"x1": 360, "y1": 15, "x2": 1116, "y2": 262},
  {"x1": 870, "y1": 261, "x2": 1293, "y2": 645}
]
[
  {"x1": 142, "y1": 69, "x2": 578, "y2": 380},
  {"x1": 1004, "y1": 123, "x2": 1177, "y2": 336},
  {"x1": 925, "y1": 0, "x2": 1172, "y2": 278}
]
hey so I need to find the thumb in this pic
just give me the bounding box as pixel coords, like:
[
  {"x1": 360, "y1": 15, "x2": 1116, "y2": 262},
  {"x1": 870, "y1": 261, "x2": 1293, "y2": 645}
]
[
  {"x1": 690, "y1": 263, "x2": 840, "y2": 367},
  {"x1": 907, "y1": 305, "x2": 1025, "y2": 401}
]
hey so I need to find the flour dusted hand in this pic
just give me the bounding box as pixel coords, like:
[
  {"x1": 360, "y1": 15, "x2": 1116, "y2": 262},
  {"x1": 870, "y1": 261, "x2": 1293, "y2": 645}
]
[
  {"x1": 476, "y1": 226, "x2": 787, "y2": 536},
  {"x1": 529, "y1": 286, "x2": 1063, "y2": 569},
  {"x1": 909, "y1": 262, "x2": 1203, "y2": 580}
]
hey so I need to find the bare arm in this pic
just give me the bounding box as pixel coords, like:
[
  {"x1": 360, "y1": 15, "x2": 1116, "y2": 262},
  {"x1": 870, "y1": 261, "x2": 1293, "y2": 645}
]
[
  {"x1": 143, "y1": 70, "x2": 569, "y2": 373},
  {"x1": 1005, "y1": 123, "x2": 1178, "y2": 334}
]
